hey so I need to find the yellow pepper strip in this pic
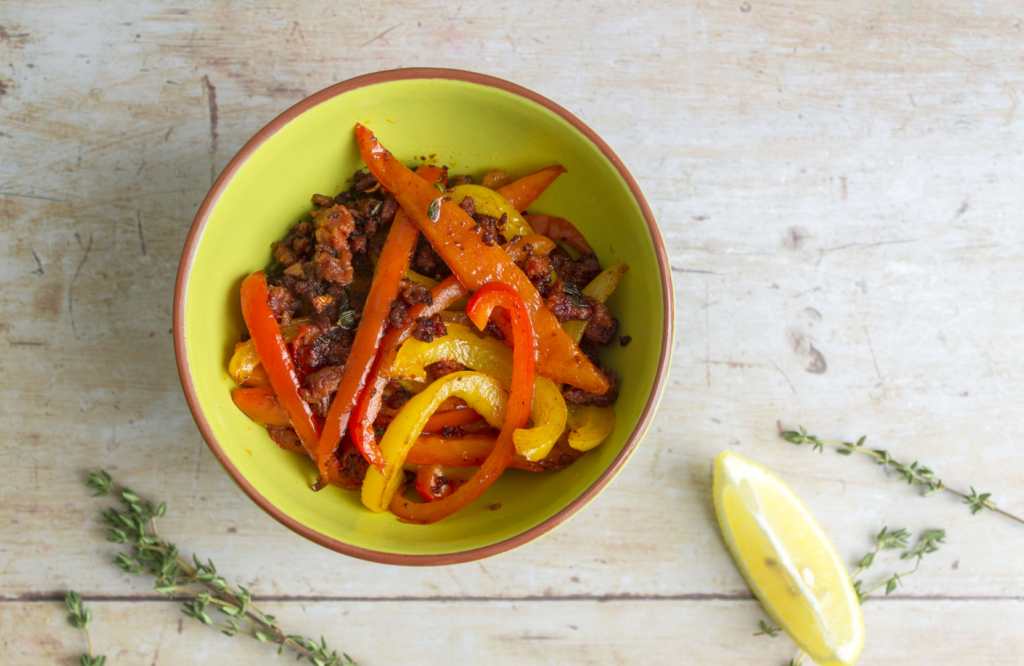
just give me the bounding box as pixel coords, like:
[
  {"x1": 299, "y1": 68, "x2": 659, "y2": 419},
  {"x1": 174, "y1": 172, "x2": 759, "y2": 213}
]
[
  {"x1": 562, "y1": 263, "x2": 629, "y2": 343},
  {"x1": 449, "y1": 184, "x2": 535, "y2": 241},
  {"x1": 403, "y1": 269, "x2": 438, "y2": 290},
  {"x1": 565, "y1": 403, "x2": 616, "y2": 452},
  {"x1": 391, "y1": 323, "x2": 568, "y2": 461},
  {"x1": 228, "y1": 317, "x2": 311, "y2": 387},
  {"x1": 513, "y1": 378, "x2": 567, "y2": 461},
  {"x1": 361, "y1": 371, "x2": 507, "y2": 513}
]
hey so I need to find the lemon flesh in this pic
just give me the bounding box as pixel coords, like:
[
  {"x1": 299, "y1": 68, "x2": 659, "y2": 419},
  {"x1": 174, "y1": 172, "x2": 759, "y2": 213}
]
[{"x1": 713, "y1": 451, "x2": 864, "y2": 666}]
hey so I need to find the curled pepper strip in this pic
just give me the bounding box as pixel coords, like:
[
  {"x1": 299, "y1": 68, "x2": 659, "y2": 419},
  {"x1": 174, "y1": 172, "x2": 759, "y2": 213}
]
[
  {"x1": 391, "y1": 323, "x2": 567, "y2": 462},
  {"x1": 496, "y1": 165, "x2": 567, "y2": 212},
  {"x1": 360, "y1": 371, "x2": 508, "y2": 513},
  {"x1": 565, "y1": 403, "x2": 616, "y2": 452},
  {"x1": 239, "y1": 271, "x2": 322, "y2": 464},
  {"x1": 317, "y1": 215, "x2": 420, "y2": 476},
  {"x1": 390, "y1": 282, "x2": 536, "y2": 524},
  {"x1": 355, "y1": 124, "x2": 609, "y2": 395}
]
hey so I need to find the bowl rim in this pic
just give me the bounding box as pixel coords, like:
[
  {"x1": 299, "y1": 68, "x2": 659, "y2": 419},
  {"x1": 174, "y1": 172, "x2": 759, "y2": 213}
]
[{"x1": 173, "y1": 67, "x2": 675, "y2": 566}]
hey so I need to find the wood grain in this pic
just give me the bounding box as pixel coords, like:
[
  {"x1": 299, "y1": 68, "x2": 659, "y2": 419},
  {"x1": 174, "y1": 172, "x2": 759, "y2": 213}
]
[
  {"x1": 5, "y1": 598, "x2": 1024, "y2": 665},
  {"x1": 2, "y1": 0, "x2": 1023, "y2": 663}
]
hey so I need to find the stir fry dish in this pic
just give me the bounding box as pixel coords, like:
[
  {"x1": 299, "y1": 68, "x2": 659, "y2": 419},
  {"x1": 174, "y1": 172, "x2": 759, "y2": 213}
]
[{"x1": 228, "y1": 125, "x2": 628, "y2": 523}]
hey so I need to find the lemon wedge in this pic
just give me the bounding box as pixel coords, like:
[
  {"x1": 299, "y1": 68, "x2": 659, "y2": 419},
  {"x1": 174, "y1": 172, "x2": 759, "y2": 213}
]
[{"x1": 713, "y1": 451, "x2": 864, "y2": 666}]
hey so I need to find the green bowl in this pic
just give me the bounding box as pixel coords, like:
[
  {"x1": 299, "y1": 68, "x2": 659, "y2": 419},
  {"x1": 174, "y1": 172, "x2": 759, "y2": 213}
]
[{"x1": 173, "y1": 69, "x2": 674, "y2": 565}]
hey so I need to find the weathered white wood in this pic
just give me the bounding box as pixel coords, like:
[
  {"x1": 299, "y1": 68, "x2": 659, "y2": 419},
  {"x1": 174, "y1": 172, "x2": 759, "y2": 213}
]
[
  {"x1": 5, "y1": 598, "x2": 1024, "y2": 665},
  {"x1": 2, "y1": 0, "x2": 1024, "y2": 662}
]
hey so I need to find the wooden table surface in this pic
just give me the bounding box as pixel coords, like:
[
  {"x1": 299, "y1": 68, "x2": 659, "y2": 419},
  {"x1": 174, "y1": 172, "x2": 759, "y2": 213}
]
[{"x1": 3, "y1": 2, "x2": 1023, "y2": 664}]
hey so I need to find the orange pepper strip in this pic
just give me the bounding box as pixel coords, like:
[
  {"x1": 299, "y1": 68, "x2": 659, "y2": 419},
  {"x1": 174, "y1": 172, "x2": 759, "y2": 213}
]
[
  {"x1": 495, "y1": 165, "x2": 567, "y2": 212},
  {"x1": 355, "y1": 124, "x2": 609, "y2": 395},
  {"x1": 349, "y1": 274, "x2": 469, "y2": 455},
  {"x1": 421, "y1": 406, "x2": 483, "y2": 433},
  {"x1": 317, "y1": 216, "x2": 420, "y2": 475},
  {"x1": 240, "y1": 271, "x2": 322, "y2": 462},
  {"x1": 231, "y1": 386, "x2": 290, "y2": 427},
  {"x1": 524, "y1": 215, "x2": 595, "y2": 255},
  {"x1": 406, "y1": 432, "x2": 497, "y2": 466},
  {"x1": 415, "y1": 163, "x2": 448, "y2": 185},
  {"x1": 408, "y1": 433, "x2": 585, "y2": 472},
  {"x1": 390, "y1": 282, "x2": 535, "y2": 523}
]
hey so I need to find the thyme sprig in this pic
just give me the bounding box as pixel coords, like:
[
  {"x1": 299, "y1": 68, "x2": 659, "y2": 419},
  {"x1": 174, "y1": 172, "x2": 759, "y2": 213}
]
[
  {"x1": 781, "y1": 426, "x2": 1024, "y2": 526},
  {"x1": 753, "y1": 620, "x2": 781, "y2": 638},
  {"x1": 85, "y1": 471, "x2": 358, "y2": 666},
  {"x1": 65, "y1": 590, "x2": 106, "y2": 666},
  {"x1": 851, "y1": 528, "x2": 945, "y2": 602}
]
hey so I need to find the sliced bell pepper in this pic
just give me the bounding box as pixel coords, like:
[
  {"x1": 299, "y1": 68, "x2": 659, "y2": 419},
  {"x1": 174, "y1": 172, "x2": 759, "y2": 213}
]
[
  {"x1": 562, "y1": 263, "x2": 629, "y2": 344},
  {"x1": 414, "y1": 463, "x2": 458, "y2": 502},
  {"x1": 414, "y1": 163, "x2": 448, "y2": 185},
  {"x1": 360, "y1": 371, "x2": 508, "y2": 513},
  {"x1": 317, "y1": 215, "x2": 420, "y2": 476},
  {"x1": 355, "y1": 124, "x2": 609, "y2": 395},
  {"x1": 229, "y1": 317, "x2": 311, "y2": 387},
  {"x1": 228, "y1": 347, "x2": 269, "y2": 387},
  {"x1": 496, "y1": 165, "x2": 567, "y2": 212},
  {"x1": 480, "y1": 169, "x2": 510, "y2": 190},
  {"x1": 231, "y1": 386, "x2": 290, "y2": 427},
  {"x1": 524, "y1": 214, "x2": 595, "y2": 255},
  {"x1": 349, "y1": 274, "x2": 469, "y2": 458},
  {"x1": 449, "y1": 184, "x2": 535, "y2": 241},
  {"x1": 505, "y1": 234, "x2": 556, "y2": 262},
  {"x1": 389, "y1": 282, "x2": 535, "y2": 523},
  {"x1": 390, "y1": 322, "x2": 567, "y2": 462},
  {"x1": 407, "y1": 433, "x2": 584, "y2": 471},
  {"x1": 239, "y1": 271, "x2": 322, "y2": 464},
  {"x1": 421, "y1": 405, "x2": 483, "y2": 433},
  {"x1": 565, "y1": 403, "x2": 616, "y2": 452}
]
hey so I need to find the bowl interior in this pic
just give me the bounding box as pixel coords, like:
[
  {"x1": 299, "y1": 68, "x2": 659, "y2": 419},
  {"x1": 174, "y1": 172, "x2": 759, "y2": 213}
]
[{"x1": 181, "y1": 75, "x2": 668, "y2": 560}]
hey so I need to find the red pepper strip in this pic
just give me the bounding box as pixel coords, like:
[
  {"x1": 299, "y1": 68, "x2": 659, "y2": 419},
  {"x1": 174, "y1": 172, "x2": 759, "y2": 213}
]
[
  {"x1": 355, "y1": 124, "x2": 609, "y2": 395},
  {"x1": 231, "y1": 386, "x2": 290, "y2": 427},
  {"x1": 407, "y1": 433, "x2": 584, "y2": 472},
  {"x1": 240, "y1": 271, "x2": 322, "y2": 462},
  {"x1": 349, "y1": 274, "x2": 469, "y2": 455},
  {"x1": 317, "y1": 216, "x2": 420, "y2": 475},
  {"x1": 414, "y1": 463, "x2": 458, "y2": 502},
  {"x1": 390, "y1": 283, "x2": 535, "y2": 523},
  {"x1": 495, "y1": 165, "x2": 567, "y2": 212},
  {"x1": 524, "y1": 214, "x2": 595, "y2": 255},
  {"x1": 415, "y1": 163, "x2": 448, "y2": 185},
  {"x1": 421, "y1": 406, "x2": 483, "y2": 433}
]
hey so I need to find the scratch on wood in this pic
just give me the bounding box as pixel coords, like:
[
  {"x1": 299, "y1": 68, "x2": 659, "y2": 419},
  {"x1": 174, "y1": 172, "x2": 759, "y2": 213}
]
[
  {"x1": 768, "y1": 358, "x2": 797, "y2": 395},
  {"x1": 136, "y1": 208, "x2": 147, "y2": 256},
  {"x1": 30, "y1": 247, "x2": 43, "y2": 274},
  {"x1": 820, "y1": 238, "x2": 918, "y2": 255},
  {"x1": 69, "y1": 232, "x2": 94, "y2": 339},
  {"x1": 201, "y1": 74, "x2": 218, "y2": 184},
  {"x1": 840, "y1": 176, "x2": 847, "y2": 201},
  {"x1": 8, "y1": 340, "x2": 48, "y2": 346},
  {"x1": 360, "y1": 23, "x2": 401, "y2": 47},
  {"x1": 864, "y1": 326, "x2": 883, "y2": 386}
]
